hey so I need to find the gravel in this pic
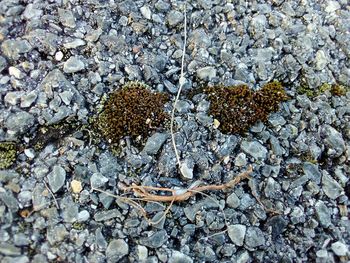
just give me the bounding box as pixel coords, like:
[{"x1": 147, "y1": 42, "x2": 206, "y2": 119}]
[{"x1": 0, "y1": 1, "x2": 349, "y2": 262}]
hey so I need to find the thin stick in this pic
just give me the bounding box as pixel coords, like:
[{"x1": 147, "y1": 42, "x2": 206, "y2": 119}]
[
  {"x1": 170, "y1": 2, "x2": 187, "y2": 171},
  {"x1": 43, "y1": 181, "x2": 59, "y2": 209}
]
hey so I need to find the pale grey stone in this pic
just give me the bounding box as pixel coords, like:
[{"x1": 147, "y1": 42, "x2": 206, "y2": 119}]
[
  {"x1": 58, "y1": 9, "x2": 76, "y2": 28},
  {"x1": 331, "y1": 241, "x2": 348, "y2": 256},
  {"x1": 196, "y1": 66, "x2": 217, "y2": 80},
  {"x1": 47, "y1": 165, "x2": 66, "y2": 193},
  {"x1": 106, "y1": 239, "x2": 129, "y2": 262},
  {"x1": 63, "y1": 57, "x2": 85, "y2": 73},
  {"x1": 228, "y1": 224, "x2": 246, "y2": 246},
  {"x1": 241, "y1": 140, "x2": 268, "y2": 160}
]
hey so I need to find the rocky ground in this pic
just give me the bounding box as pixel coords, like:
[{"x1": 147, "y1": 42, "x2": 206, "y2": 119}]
[{"x1": 0, "y1": 0, "x2": 349, "y2": 262}]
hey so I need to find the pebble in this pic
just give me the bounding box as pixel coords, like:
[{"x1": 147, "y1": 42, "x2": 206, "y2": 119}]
[
  {"x1": 321, "y1": 125, "x2": 345, "y2": 157},
  {"x1": 331, "y1": 241, "x2": 348, "y2": 256},
  {"x1": 169, "y1": 250, "x2": 193, "y2": 263},
  {"x1": 245, "y1": 227, "x2": 265, "y2": 248},
  {"x1": 0, "y1": 56, "x2": 7, "y2": 72},
  {"x1": 63, "y1": 39, "x2": 86, "y2": 49},
  {"x1": 4, "y1": 91, "x2": 24, "y2": 105},
  {"x1": 196, "y1": 66, "x2": 217, "y2": 80},
  {"x1": 136, "y1": 245, "x2": 148, "y2": 261},
  {"x1": 0, "y1": 243, "x2": 21, "y2": 256},
  {"x1": 8, "y1": 66, "x2": 25, "y2": 79},
  {"x1": 322, "y1": 172, "x2": 343, "y2": 200},
  {"x1": 58, "y1": 9, "x2": 76, "y2": 28},
  {"x1": 325, "y1": 1, "x2": 341, "y2": 13},
  {"x1": 167, "y1": 10, "x2": 184, "y2": 27},
  {"x1": 180, "y1": 160, "x2": 194, "y2": 180},
  {"x1": 20, "y1": 91, "x2": 37, "y2": 108},
  {"x1": 234, "y1": 152, "x2": 247, "y2": 167},
  {"x1": 94, "y1": 209, "x2": 122, "y2": 222},
  {"x1": 63, "y1": 57, "x2": 85, "y2": 73},
  {"x1": 228, "y1": 224, "x2": 246, "y2": 246},
  {"x1": 90, "y1": 173, "x2": 108, "y2": 189},
  {"x1": 55, "y1": 51, "x2": 64, "y2": 61},
  {"x1": 226, "y1": 192, "x2": 240, "y2": 208},
  {"x1": 71, "y1": 180, "x2": 82, "y2": 194},
  {"x1": 139, "y1": 230, "x2": 168, "y2": 248},
  {"x1": 315, "y1": 50, "x2": 328, "y2": 70},
  {"x1": 1, "y1": 39, "x2": 32, "y2": 60},
  {"x1": 241, "y1": 140, "x2": 268, "y2": 160},
  {"x1": 5, "y1": 111, "x2": 35, "y2": 134},
  {"x1": 143, "y1": 133, "x2": 169, "y2": 155},
  {"x1": 315, "y1": 200, "x2": 331, "y2": 227},
  {"x1": 140, "y1": 6, "x2": 152, "y2": 20},
  {"x1": 77, "y1": 210, "x2": 90, "y2": 222},
  {"x1": 106, "y1": 239, "x2": 129, "y2": 262},
  {"x1": 47, "y1": 165, "x2": 66, "y2": 193}
]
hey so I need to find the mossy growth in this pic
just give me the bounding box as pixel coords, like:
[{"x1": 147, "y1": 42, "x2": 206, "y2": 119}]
[
  {"x1": 96, "y1": 81, "x2": 169, "y2": 144},
  {"x1": 0, "y1": 141, "x2": 17, "y2": 169},
  {"x1": 204, "y1": 81, "x2": 289, "y2": 134},
  {"x1": 297, "y1": 83, "x2": 349, "y2": 98}
]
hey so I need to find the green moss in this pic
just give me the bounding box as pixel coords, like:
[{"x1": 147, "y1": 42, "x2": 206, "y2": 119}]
[
  {"x1": 96, "y1": 81, "x2": 169, "y2": 144},
  {"x1": 204, "y1": 81, "x2": 289, "y2": 134},
  {"x1": 297, "y1": 82, "x2": 349, "y2": 98},
  {"x1": 0, "y1": 142, "x2": 17, "y2": 169}
]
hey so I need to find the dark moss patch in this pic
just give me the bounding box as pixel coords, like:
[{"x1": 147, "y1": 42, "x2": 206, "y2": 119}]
[
  {"x1": 0, "y1": 141, "x2": 18, "y2": 169},
  {"x1": 30, "y1": 116, "x2": 81, "y2": 151},
  {"x1": 96, "y1": 81, "x2": 169, "y2": 144},
  {"x1": 297, "y1": 83, "x2": 349, "y2": 98},
  {"x1": 204, "y1": 81, "x2": 289, "y2": 134}
]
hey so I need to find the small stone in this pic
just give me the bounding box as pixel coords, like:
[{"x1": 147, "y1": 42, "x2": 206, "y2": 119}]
[
  {"x1": 137, "y1": 245, "x2": 148, "y2": 262},
  {"x1": 228, "y1": 224, "x2": 246, "y2": 246},
  {"x1": 226, "y1": 192, "x2": 240, "y2": 208},
  {"x1": 23, "y1": 3, "x2": 42, "y2": 19},
  {"x1": 48, "y1": 165, "x2": 66, "y2": 193},
  {"x1": 321, "y1": 125, "x2": 345, "y2": 157},
  {"x1": 167, "y1": 10, "x2": 183, "y2": 27},
  {"x1": 325, "y1": 1, "x2": 341, "y2": 13},
  {"x1": 9, "y1": 66, "x2": 25, "y2": 79},
  {"x1": 106, "y1": 239, "x2": 129, "y2": 261},
  {"x1": 143, "y1": 133, "x2": 168, "y2": 155},
  {"x1": 245, "y1": 227, "x2": 265, "y2": 248},
  {"x1": 322, "y1": 172, "x2": 343, "y2": 200},
  {"x1": 94, "y1": 209, "x2": 122, "y2": 221},
  {"x1": 58, "y1": 9, "x2": 76, "y2": 28},
  {"x1": 71, "y1": 180, "x2": 82, "y2": 193},
  {"x1": 63, "y1": 39, "x2": 86, "y2": 49},
  {"x1": 237, "y1": 251, "x2": 250, "y2": 263},
  {"x1": 169, "y1": 250, "x2": 193, "y2": 263},
  {"x1": 140, "y1": 6, "x2": 152, "y2": 20},
  {"x1": 139, "y1": 230, "x2": 168, "y2": 248},
  {"x1": 268, "y1": 215, "x2": 288, "y2": 239},
  {"x1": 5, "y1": 111, "x2": 35, "y2": 134},
  {"x1": 234, "y1": 152, "x2": 247, "y2": 167},
  {"x1": 241, "y1": 140, "x2": 268, "y2": 160},
  {"x1": 24, "y1": 149, "x2": 35, "y2": 159},
  {"x1": 315, "y1": 200, "x2": 331, "y2": 227},
  {"x1": 77, "y1": 210, "x2": 90, "y2": 222},
  {"x1": 20, "y1": 91, "x2": 37, "y2": 108},
  {"x1": 55, "y1": 51, "x2": 64, "y2": 61},
  {"x1": 59, "y1": 90, "x2": 74, "y2": 105},
  {"x1": 0, "y1": 56, "x2": 7, "y2": 72},
  {"x1": 0, "y1": 243, "x2": 21, "y2": 256},
  {"x1": 196, "y1": 66, "x2": 217, "y2": 80},
  {"x1": 4, "y1": 91, "x2": 24, "y2": 105},
  {"x1": 63, "y1": 56, "x2": 85, "y2": 73},
  {"x1": 1, "y1": 39, "x2": 32, "y2": 60},
  {"x1": 213, "y1": 119, "x2": 220, "y2": 129},
  {"x1": 90, "y1": 173, "x2": 108, "y2": 189},
  {"x1": 331, "y1": 241, "x2": 348, "y2": 256},
  {"x1": 180, "y1": 160, "x2": 194, "y2": 180},
  {"x1": 315, "y1": 50, "x2": 328, "y2": 70}
]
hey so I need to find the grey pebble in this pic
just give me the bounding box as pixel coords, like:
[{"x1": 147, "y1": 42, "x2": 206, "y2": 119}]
[
  {"x1": 106, "y1": 239, "x2": 129, "y2": 262},
  {"x1": 139, "y1": 230, "x2": 168, "y2": 248},
  {"x1": 20, "y1": 91, "x2": 37, "y2": 108},
  {"x1": 241, "y1": 140, "x2": 268, "y2": 160},
  {"x1": 0, "y1": 243, "x2": 21, "y2": 256},
  {"x1": 94, "y1": 209, "x2": 122, "y2": 222},
  {"x1": 0, "y1": 56, "x2": 7, "y2": 72},
  {"x1": 321, "y1": 125, "x2": 346, "y2": 157},
  {"x1": 58, "y1": 9, "x2": 76, "y2": 28},
  {"x1": 169, "y1": 250, "x2": 193, "y2": 263},
  {"x1": 77, "y1": 210, "x2": 90, "y2": 222},
  {"x1": 228, "y1": 224, "x2": 246, "y2": 246},
  {"x1": 90, "y1": 173, "x2": 108, "y2": 189},
  {"x1": 5, "y1": 111, "x2": 35, "y2": 134},
  {"x1": 331, "y1": 241, "x2": 348, "y2": 256},
  {"x1": 63, "y1": 57, "x2": 85, "y2": 73},
  {"x1": 226, "y1": 192, "x2": 240, "y2": 208},
  {"x1": 1, "y1": 39, "x2": 32, "y2": 60},
  {"x1": 245, "y1": 227, "x2": 265, "y2": 248},
  {"x1": 322, "y1": 172, "x2": 343, "y2": 200},
  {"x1": 196, "y1": 66, "x2": 217, "y2": 80},
  {"x1": 47, "y1": 165, "x2": 66, "y2": 193},
  {"x1": 167, "y1": 10, "x2": 184, "y2": 27},
  {"x1": 143, "y1": 133, "x2": 169, "y2": 155},
  {"x1": 315, "y1": 200, "x2": 331, "y2": 228}
]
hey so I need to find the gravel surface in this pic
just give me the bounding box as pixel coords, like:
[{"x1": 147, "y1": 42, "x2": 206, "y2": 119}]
[{"x1": 0, "y1": 1, "x2": 349, "y2": 262}]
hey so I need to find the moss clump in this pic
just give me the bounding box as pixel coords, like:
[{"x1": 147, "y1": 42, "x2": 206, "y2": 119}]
[
  {"x1": 0, "y1": 141, "x2": 17, "y2": 169},
  {"x1": 330, "y1": 84, "x2": 347, "y2": 96},
  {"x1": 96, "y1": 81, "x2": 169, "y2": 143},
  {"x1": 204, "y1": 81, "x2": 289, "y2": 134}
]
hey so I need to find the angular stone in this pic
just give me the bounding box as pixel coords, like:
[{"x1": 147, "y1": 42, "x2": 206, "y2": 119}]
[
  {"x1": 58, "y1": 9, "x2": 76, "y2": 28},
  {"x1": 315, "y1": 200, "x2": 331, "y2": 227},
  {"x1": 196, "y1": 66, "x2": 217, "y2": 80},
  {"x1": 63, "y1": 57, "x2": 85, "y2": 73},
  {"x1": 241, "y1": 140, "x2": 268, "y2": 160},
  {"x1": 322, "y1": 172, "x2": 343, "y2": 200},
  {"x1": 47, "y1": 165, "x2": 66, "y2": 193},
  {"x1": 143, "y1": 133, "x2": 168, "y2": 155},
  {"x1": 106, "y1": 239, "x2": 129, "y2": 262},
  {"x1": 228, "y1": 224, "x2": 246, "y2": 246}
]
